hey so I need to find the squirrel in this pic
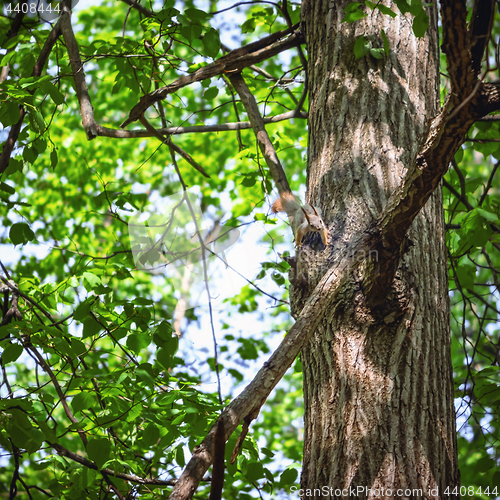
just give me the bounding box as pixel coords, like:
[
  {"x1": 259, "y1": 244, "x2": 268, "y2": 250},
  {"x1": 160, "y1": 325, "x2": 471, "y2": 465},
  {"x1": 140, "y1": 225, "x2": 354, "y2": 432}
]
[{"x1": 272, "y1": 192, "x2": 328, "y2": 248}]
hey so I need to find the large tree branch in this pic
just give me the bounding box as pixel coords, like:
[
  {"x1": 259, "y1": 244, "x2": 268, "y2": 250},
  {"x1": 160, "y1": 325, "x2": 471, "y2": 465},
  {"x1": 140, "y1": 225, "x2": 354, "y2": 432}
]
[
  {"x1": 59, "y1": 8, "x2": 98, "y2": 139},
  {"x1": 363, "y1": 81, "x2": 500, "y2": 302},
  {"x1": 120, "y1": 25, "x2": 303, "y2": 128}
]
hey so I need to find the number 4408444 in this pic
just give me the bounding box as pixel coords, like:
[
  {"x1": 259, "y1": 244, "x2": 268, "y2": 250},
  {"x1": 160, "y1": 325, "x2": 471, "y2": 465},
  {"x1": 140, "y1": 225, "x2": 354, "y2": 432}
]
[
  {"x1": 444, "y1": 486, "x2": 498, "y2": 497},
  {"x1": 6, "y1": 2, "x2": 60, "y2": 14}
]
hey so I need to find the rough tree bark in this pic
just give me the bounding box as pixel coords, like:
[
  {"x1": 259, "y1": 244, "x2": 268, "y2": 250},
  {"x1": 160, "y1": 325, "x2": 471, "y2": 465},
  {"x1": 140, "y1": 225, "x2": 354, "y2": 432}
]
[{"x1": 298, "y1": 1, "x2": 459, "y2": 497}]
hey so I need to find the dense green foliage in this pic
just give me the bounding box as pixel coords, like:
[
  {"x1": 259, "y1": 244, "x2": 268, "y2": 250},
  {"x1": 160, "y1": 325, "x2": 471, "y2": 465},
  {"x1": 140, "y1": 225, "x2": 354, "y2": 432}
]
[{"x1": 0, "y1": 0, "x2": 499, "y2": 498}]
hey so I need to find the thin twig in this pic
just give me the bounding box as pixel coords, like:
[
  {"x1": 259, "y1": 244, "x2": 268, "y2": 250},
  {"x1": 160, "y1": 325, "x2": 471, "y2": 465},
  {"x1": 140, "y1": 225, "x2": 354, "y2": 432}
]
[
  {"x1": 478, "y1": 158, "x2": 500, "y2": 206},
  {"x1": 138, "y1": 116, "x2": 210, "y2": 178}
]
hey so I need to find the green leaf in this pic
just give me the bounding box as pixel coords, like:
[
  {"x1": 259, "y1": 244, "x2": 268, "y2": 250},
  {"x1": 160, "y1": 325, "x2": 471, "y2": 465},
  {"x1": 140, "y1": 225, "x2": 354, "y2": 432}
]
[
  {"x1": 454, "y1": 146, "x2": 464, "y2": 163},
  {"x1": 202, "y1": 28, "x2": 220, "y2": 58},
  {"x1": 245, "y1": 461, "x2": 264, "y2": 482},
  {"x1": 271, "y1": 272, "x2": 285, "y2": 285},
  {"x1": 9, "y1": 222, "x2": 35, "y2": 245},
  {"x1": 241, "y1": 173, "x2": 258, "y2": 187},
  {"x1": 376, "y1": 3, "x2": 397, "y2": 17},
  {"x1": 176, "y1": 445, "x2": 186, "y2": 468},
  {"x1": 475, "y1": 456, "x2": 495, "y2": 472},
  {"x1": 492, "y1": 471, "x2": 500, "y2": 485},
  {"x1": 0, "y1": 100, "x2": 20, "y2": 126},
  {"x1": 50, "y1": 149, "x2": 58, "y2": 169},
  {"x1": 2, "y1": 343, "x2": 23, "y2": 364},
  {"x1": 0, "y1": 182, "x2": 15, "y2": 194},
  {"x1": 74, "y1": 300, "x2": 92, "y2": 320},
  {"x1": 381, "y1": 29, "x2": 390, "y2": 55},
  {"x1": 354, "y1": 35, "x2": 370, "y2": 59},
  {"x1": 156, "y1": 346, "x2": 173, "y2": 370},
  {"x1": 71, "y1": 338, "x2": 87, "y2": 356},
  {"x1": 204, "y1": 87, "x2": 219, "y2": 100},
  {"x1": 342, "y1": 2, "x2": 367, "y2": 23},
  {"x1": 83, "y1": 272, "x2": 102, "y2": 289},
  {"x1": 476, "y1": 208, "x2": 500, "y2": 224},
  {"x1": 394, "y1": 0, "x2": 411, "y2": 14},
  {"x1": 469, "y1": 225, "x2": 492, "y2": 248},
  {"x1": 412, "y1": 9, "x2": 429, "y2": 38},
  {"x1": 370, "y1": 48, "x2": 384, "y2": 59},
  {"x1": 365, "y1": 0, "x2": 397, "y2": 17},
  {"x1": 143, "y1": 424, "x2": 160, "y2": 447},
  {"x1": 81, "y1": 468, "x2": 97, "y2": 488},
  {"x1": 185, "y1": 8, "x2": 208, "y2": 20},
  {"x1": 87, "y1": 437, "x2": 111, "y2": 469},
  {"x1": 255, "y1": 269, "x2": 266, "y2": 280},
  {"x1": 25, "y1": 428, "x2": 44, "y2": 455},
  {"x1": 41, "y1": 81, "x2": 65, "y2": 105},
  {"x1": 71, "y1": 392, "x2": 95, "y2": 414},
  {"x1": 82, "y1": 316, "x2": 102, "y2": 338},
  {"x1": 279, "y1": 467, "x2": 298, "y2": 486},
  {"x1": 9, "y1": 421, "x2": 33, "y2": 450},
  {"x1": 461, "y1": 209, "x2": 482, "y2": 231},
  {"x1": 23, "y1": 146, "x2": 38, "y2": 165},
  {"x1": 228, "y1": 368, "x2": 243, "y2": 382},
  {"x1": 126, "y1": 332, "x2": 150, "y2": 354},
  {"x1": 241, "y1": 18, "x2": 256, "y2": 34},
  {"x1": 455, "y1": 264, "x2": 475, "y2": 289}
]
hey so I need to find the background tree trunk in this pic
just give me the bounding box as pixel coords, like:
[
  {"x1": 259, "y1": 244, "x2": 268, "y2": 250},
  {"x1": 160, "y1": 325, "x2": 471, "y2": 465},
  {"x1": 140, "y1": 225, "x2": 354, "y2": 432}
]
[{"x1": 298, "y1": 1, "x2": 460, "y2": 497}]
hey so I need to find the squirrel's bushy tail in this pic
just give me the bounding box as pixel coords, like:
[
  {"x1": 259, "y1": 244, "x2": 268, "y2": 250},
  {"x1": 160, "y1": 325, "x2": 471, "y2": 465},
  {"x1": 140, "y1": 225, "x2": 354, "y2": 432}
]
[{"x1": 271, "y1": 192, "x2": 300, "y2": 217}]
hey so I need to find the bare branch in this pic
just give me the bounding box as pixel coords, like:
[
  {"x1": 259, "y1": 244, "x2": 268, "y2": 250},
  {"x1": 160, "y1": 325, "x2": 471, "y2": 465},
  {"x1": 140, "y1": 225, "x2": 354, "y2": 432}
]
[
  {"x1": 228, "y1": 73, "x2": 291, "y2": 194},
  {"x1": 469, "y1": 0, "x2": 495, "y2": 74},
  {"x1": 477, "y1": 115, "x2": 500, "y2": 121},
  {"x1": 440, "y1": 0, "x2": 475, "y2": 97},
  {"x1": 479, "y1": 158, "x2": 500, "y2": 206},
  {"x1": 98, "y1": 111, "x2": 306, "y2": 138}
]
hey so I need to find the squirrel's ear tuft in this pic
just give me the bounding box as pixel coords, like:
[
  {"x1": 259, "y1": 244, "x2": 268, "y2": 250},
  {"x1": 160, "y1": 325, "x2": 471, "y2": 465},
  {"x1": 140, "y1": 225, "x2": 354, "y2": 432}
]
[{"x1": 301, "y1": 207, "x2": 310, "y2": 221}]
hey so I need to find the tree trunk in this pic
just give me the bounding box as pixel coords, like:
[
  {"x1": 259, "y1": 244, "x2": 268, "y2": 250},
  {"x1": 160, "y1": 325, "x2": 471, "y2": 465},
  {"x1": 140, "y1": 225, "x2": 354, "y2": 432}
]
[{"x1": 297, "y1": 1, "x2": 460, "y2": 497}]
